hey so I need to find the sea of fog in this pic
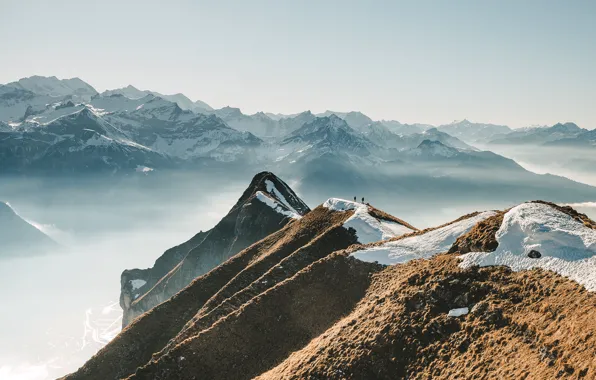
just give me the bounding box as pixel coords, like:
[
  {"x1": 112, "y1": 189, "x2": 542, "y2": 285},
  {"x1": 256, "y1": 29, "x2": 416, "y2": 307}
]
[
  {"x1": 0, "y1": 173, "x2": 595, "y2": 380},
  {"x1": 0, "y1": 175, "x2": 246, "y2": 380}
]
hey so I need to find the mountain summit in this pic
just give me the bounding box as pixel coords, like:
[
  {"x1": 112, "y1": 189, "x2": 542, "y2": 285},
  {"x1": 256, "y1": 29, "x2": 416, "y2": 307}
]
[
  {"x1": 119, "y1": 171, "x2": 310, "y2": 326},
  {"x1": 7, "y1": 75, "x2": 98, "y2": 99}
]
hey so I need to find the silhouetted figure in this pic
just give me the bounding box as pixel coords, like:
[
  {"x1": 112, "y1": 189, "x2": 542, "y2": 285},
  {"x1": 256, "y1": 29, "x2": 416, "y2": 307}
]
[
  {"x1": 354, "y1": 196, "x2": 357, "y2": 202},
  {"x1": 362, "y1": 197, "x2": 365, "y2": 203}
]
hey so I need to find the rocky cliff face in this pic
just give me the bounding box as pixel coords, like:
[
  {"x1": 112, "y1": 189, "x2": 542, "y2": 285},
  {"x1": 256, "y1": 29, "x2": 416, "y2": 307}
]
[{"x1": 120, "y1": 171, "x2": 310, "y2": 326}]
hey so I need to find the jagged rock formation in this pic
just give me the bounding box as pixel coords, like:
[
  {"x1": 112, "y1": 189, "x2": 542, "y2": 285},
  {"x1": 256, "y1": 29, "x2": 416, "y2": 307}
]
[
  {"x1": 63, "y1": 199, "x2": 596, "y2": 379},
  {"x1": 120, "y1": 171, "x2": 310, "y2": 326}
]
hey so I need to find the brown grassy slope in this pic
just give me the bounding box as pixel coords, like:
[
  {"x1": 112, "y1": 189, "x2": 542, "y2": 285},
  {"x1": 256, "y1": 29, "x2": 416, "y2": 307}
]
[
  {"x1": 62, "y1": 206, "x2": 354, "y2": 380},
  {"x1": 128, "y1": 253, "x2": 384, "y2": 380},
  {"x1": 126, "y1": 195, "x2": 294, "y2": 323},
  {"x1": 123, "y1": 171, "x2": 311, "y2": 326},
  {"x1": 167, "y1": 216, "x2": 358, "y2": 349},
  {"x1": 258, "y1": 254, "x2": 596, "y2": 379},
  {"x1": 367, "y1": 205, "x2": 418, "y2": 231},
  {"x1": 62, "y1": 231, "x2": 284, "y2": 380},
  {"x1": 449, "y1": 212, "x2": 505, "y2": 254},
  {"x1": 196, "y1": 206, "x2": 354, "y2": 317}
]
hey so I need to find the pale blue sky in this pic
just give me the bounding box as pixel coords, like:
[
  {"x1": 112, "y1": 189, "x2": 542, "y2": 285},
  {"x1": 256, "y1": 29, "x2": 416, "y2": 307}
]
[{"x1": 1, "y1": 0, "x2": 594, "y2": 128}]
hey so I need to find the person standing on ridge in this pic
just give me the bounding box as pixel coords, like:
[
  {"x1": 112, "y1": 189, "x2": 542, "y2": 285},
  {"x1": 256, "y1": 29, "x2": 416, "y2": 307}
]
[
  {"x1": 362, "y1": 197, "x2": 365, "y2": 203},
  {"x1": 354, "y1": 196, "x2": 357, "y2": 202}
]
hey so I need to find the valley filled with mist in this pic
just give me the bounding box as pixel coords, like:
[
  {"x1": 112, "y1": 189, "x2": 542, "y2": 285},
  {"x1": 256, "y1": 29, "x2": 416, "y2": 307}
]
[{"x1": 0, "y1": 174, "x2": 246, "y2": 379}]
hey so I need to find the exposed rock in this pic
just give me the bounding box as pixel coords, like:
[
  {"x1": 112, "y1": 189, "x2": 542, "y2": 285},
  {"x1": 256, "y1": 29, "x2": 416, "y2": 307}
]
[{"x1": 528, "y1": 250, "x2": 542, "y2": 259}]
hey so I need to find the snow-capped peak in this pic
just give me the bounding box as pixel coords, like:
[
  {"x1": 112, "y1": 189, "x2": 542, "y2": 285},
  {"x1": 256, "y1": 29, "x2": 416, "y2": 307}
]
[
  {"x1": 7, "y1": 75, "x2": 98, "y2": 99},
  {"x1": 411, "y1": 140, "x2": 459, "y2": 157}
]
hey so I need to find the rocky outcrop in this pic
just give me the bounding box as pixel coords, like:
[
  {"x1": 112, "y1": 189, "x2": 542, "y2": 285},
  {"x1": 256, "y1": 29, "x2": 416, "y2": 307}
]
[{"x1": 120, "y1": 171, "x2": 310, "y2": 326}]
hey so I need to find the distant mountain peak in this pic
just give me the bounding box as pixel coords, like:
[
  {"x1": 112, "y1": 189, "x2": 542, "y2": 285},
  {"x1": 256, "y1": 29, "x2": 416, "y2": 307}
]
[
  {"x1": 551, "y1": 122, "x2": 581, "y2": 131},
  {"x1": 413, "y1": 139, "x2": 460, "y2": 157},
  {"x1": 7, "y1": 75, "x2": 98, "y2": 98}
]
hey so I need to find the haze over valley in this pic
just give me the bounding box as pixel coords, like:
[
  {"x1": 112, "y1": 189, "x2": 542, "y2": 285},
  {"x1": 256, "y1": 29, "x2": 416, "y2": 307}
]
[{"x1": 2, "y1": 1, "x2": 596, "y2": 378}]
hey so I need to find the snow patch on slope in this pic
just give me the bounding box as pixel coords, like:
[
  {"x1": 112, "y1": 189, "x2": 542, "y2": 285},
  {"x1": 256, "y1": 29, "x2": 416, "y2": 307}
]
[
  {"x1": 459, "y1": 203, "x2": 596, "y2": 291},
  {"x1": 130, "y1": 279, "x2": 146, "y2": 290},
  {"x1": 255, "y1": 191, "x2": 301, "y2": 219},
  {"x1": 448, "y1": 307, "x2": 469, "y2": 317},
  {"x1": 351, "y1": 211, "x2": 496, "y2": 264},
  {"x1": 264, "y1": 179, "x2": 300, "y2": 215},
  {"x1": 323, "y1": 198, "x2": 414, "y2": 244}
]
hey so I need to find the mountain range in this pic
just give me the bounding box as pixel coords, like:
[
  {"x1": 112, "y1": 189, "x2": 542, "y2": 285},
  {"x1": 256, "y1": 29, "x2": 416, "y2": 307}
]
[
  {"x1": 61, "y1": 172, "x2": 596, "y2": 380},
  {"x1": 1, "y1": 75, "x2": 596, "y2": 208}
]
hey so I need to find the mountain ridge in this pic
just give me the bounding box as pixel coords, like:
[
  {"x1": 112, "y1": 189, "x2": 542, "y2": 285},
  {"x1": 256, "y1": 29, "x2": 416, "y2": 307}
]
[
  {"x1": 120, "y1": 172, "x2": 310, "y2": 326},
  {"x1": 63, "y1": 193, "x2": 596, "y2": 379}
]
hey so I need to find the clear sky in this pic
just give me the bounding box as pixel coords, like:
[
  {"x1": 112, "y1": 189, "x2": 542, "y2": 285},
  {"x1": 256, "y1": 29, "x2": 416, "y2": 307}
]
[{"x1": 1, "y1": 0, "x2": 594, "y2": 128}]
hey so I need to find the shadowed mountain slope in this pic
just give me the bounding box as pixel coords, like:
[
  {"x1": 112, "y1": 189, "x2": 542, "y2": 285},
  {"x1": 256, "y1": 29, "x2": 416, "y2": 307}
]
[{"x1": 120, "y1": 171, "x2": 310, "y2": 326}]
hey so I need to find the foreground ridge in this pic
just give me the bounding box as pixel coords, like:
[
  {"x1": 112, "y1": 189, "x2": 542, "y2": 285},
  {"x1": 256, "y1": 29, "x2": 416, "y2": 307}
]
[{"x1": 65, "y1": 196, "x2": 596, "y2": 379}]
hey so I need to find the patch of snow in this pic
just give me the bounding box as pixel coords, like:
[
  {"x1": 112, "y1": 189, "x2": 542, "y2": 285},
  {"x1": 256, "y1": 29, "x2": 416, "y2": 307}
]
[
  {"x1": 83, "y1": 103, "x2": 108, "y2": 116},
  {"x1": 323, "y1": 198, "x2": 359, "y2": 212},
  {"x1": 135, "y1": 166, "x2": 154, "y2": 173},
  {"x1": 323, "y1": 198, "x2": 415, "y2": 244},
  {"x1": 448, "y1": 307, "x2": 469, "y2": 317},
  {"x1": 265, "y1": 179, "x2": 299, "y2": 215},
  {"x1": 296, "y1": 144, "x2": 312, "y2": 153},
  {"x1": 255, "y1": 191, "x2": 301, "y2": 219},
  {"x1": 380, "y1": 220, "x2": 414, "y2": 237},
  {"x1": 130, "y1": 279, "x2": 146, "y2": 290},
  {"x1": 351, "y1": 211, "x2": 496, "y2": 264},
  {"x1": 459, "y1": 203, "x2": 596, "y2": 291}
]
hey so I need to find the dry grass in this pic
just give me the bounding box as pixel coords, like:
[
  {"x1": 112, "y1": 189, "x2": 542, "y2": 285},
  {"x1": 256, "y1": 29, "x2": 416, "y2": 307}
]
[
  {"x1": 66, "y1": 201, "x2": 596, "y2": 380},
  {"x1": 128, "y1": 253, "x2": 384, "y2": 380},
  {"x1": 449, "y1": 212, "x2": 506, "y2": 254},
  {"x1": 62, "y1": 206, "x2": 356, "y2": 380},
  {"x1": 258, "y1": 254, "x2": 596, "y2": 379},
  {"x1": 367, "y1": 205, "x2": 418, "y2": 231}
]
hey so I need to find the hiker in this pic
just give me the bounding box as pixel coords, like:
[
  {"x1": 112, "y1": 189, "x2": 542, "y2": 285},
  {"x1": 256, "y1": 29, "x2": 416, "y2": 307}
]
[
  {"x1": 354, "y1": 196, "x2": 357, "y2": 202},
  {"x1": 362, "y1": 197, "x2": 365, "y2": 203}
]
